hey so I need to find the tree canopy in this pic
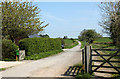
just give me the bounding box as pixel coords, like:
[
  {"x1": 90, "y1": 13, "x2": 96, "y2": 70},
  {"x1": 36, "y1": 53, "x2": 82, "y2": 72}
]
[
  {"x1": 78, "y1": 29, "x2": 102, "y2": 44},
  {"x1": 1, "y1": 1, "x2": 48, "y2": 43},
  {"x1": 99, "y1": 1, "x2": 120, "y2": 47}
]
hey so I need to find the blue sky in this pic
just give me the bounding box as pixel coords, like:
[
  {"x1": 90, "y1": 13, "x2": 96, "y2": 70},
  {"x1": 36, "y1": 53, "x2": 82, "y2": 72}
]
[{"x1": 33, "y1": 2, "x2": 108, "y2": 38}]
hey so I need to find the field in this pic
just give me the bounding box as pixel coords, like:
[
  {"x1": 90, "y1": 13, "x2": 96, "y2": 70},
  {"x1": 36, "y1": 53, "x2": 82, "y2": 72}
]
[
  {"x1": 92, "y1": 37, "x2": 117, "y2": 49},
  {"x1": 64, "y1": 39, "x2": 78, "y2": 49},
  {"x1": 93, "y1": 37, "x2": 112, "y2": 43}
]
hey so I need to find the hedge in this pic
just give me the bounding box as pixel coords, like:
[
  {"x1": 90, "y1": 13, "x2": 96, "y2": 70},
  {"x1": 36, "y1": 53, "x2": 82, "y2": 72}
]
[
  {"x1": 19, "y1": 37, "x2": 62, "y2": 56},
  {"x1": 2, "y1": 39, "x2": 18, "y2": 60}
]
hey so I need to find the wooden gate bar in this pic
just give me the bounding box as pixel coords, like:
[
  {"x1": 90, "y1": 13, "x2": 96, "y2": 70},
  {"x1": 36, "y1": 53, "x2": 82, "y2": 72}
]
[
  {"x1": 92, "y1": 60, "x2": 120, "y2": 63},
  {"x1": 93, "y1": 71, "x2": 119, "y2": 74},
  {"x1": 92, "y1": 65, "x2": 120, "y2": 69},
  {"x1": 92, "y1": 54, "x2": 120, "y2": 57},
  {"x1": 92, "y1": 49, "x2": 120, "y2": 51},
  {"x1": 92, "y1": 50, "x2": 120, "y2": 74}
]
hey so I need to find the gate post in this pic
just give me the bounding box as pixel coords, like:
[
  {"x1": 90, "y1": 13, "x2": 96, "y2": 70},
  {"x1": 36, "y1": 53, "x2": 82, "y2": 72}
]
[
  {"x1": 89, "y1": 46, "x2": 92, "y2": 74},
  {"x1": 84, "y1": 45, "x2": 91, "y2": 73}
]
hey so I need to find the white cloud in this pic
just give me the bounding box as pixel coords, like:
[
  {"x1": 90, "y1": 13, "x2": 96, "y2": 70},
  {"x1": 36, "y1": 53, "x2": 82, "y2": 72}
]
[{"x1": 42, "y1": 12, "x2": 69, "y2": 24}]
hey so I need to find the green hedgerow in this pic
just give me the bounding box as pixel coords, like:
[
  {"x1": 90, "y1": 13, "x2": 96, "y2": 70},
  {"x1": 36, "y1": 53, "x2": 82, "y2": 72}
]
[
  {"x1": 19, "y1": 37, "x2": 62, "y2": 56},
  {"x1": 2, "y1": 39, "x2": 18, "y2": 60}
]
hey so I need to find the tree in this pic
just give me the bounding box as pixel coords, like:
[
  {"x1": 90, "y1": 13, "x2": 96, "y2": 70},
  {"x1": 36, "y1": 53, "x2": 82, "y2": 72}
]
[
  {"x1": 63, "y1": 36, "x2": 68, "y2": 39},
  {"x1": 1, "y1": 1, "x2": 48, "y2": 43},
  {"x1": 78, "y1": 29, "x2": 102, "y2": 44},
  {"x1": 99, "y1": 1, "x2": 120, "y2": 47},
  {"x1": 39, "y1": 34, "x2": 49, "y2": 38}
]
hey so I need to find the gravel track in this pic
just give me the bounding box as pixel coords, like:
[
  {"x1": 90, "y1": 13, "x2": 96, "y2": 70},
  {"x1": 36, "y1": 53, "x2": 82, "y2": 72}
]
[{"x1": 1, "y1": 41, "x2": 82, "y2": 77}]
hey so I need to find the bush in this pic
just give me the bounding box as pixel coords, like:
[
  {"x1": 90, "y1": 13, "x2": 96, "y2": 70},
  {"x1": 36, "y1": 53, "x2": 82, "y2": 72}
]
[
  {"x1": 19, "y1": 37, "x2": 62, "y2": 56},
  {"x1": 2, "y1": 39, "x2": 18, "y2": 60}
]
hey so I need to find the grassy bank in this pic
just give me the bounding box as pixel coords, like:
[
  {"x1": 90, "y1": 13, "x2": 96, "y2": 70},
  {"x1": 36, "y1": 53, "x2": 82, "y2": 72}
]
[
  {"x1": 25, "y1": 49, "x2": 63, "y2": 60},
  {"x1": 64, "y1": 39, "x2": 78, "y2": 49}
]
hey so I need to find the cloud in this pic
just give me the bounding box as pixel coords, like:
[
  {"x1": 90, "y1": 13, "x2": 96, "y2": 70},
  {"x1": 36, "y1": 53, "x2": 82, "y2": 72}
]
[{"x1": 42, "y1": 12, "x2": 69, "y2": 24}]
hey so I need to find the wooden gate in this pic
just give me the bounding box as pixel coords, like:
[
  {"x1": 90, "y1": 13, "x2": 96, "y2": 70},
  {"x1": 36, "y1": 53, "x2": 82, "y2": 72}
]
[{"x1": 82, "y1": 46, "x2": 120, "y2": 76}]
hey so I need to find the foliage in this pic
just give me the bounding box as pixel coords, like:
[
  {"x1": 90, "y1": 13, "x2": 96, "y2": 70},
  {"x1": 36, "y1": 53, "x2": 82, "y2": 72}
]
[
  {"x1": 19, "y1": 37, "x2": 62, "y2": 56},
  {"x1": 80, "y1": 41, "x2": 87, "y2": 49},
  {"x1": 2, "y1": 39, "x2": 18, "y2": 60},
  {"x1": 39, "y1": 34, "x2": 49, "y2": 38},
  {"x1": 25, "y1": 49, "x2": 63, "y2": 60},
  {"x1": 0, "y1": 68, "x2": 6, "y2": 71},
  {"x1": 63, "y1": 36, "x2": 68, "y2": 39},
  {"x1": 99, "y1": 1, "x2": 120, "y2": 47},
  {"x1": 1, "y1": 1, "x2": 48, "y2": 43},
  {"x1": 78, "y1": 29, "x2": 102, "y2": 44}
]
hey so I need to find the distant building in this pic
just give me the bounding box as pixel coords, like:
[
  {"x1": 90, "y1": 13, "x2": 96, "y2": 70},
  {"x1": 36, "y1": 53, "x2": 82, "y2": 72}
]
[{"x1": 29, "y1": 34, "x2": 40, "y2": 38}]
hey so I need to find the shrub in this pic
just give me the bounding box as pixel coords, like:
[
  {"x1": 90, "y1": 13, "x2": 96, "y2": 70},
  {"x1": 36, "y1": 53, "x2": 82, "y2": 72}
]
[
  {"x1": 2, "y1": 39, "x2": 18, "y2": 60},
  {"x1": 19, "y1": 38, "x2": 62, "y2": 56}
]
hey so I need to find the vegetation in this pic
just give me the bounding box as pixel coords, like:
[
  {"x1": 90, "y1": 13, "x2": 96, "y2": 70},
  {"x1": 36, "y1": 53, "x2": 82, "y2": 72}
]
[
  {"x1": 1, "y1": 1, "x2": 48, "y2": 44},
  {"x1": 99, "y1": 1, "x2": 120, "y2": 48},
  {"x1": 19, "y1": 37, "x2": 62, "y2": 56},
  {"x1": 74, "y1": 63, "x2": 82, "y2": 67},
  {"x1": 0, "y1": 68, "x2": 6, "y2": 71},
  {"x1": 76, "y1": 73, "x2": 93, "y2": 79},
  {"x1": 93, "y1": 37, "x2": 112, "y2": 44},
  {"x1": 2, "y1": 39, "x2": 18, "y2": 60},
  {"x1": 80, "y1": 41, "x2": 87, "y2": 49},
  {"x1": 78, "y1": 29, "x2": 102, "y2": 44},
  {"x1": 92, "y1": 37, "x2": 117, "y2": 49},
  {"x1": 25, "y1": 49, "x2": 63, "y2": 60},
  {"x1": 64, "y1": 39, "x2": 78, "y2": 49},
  {"x1": 63, "y1": 36, "x2": 68, "y2": 39}
]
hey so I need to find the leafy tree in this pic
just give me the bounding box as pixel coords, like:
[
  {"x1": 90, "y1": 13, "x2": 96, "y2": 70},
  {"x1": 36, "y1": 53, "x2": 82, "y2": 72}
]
[
  {"x1": 99, "y1": 1, "x2": 120, "y2": 47},
  {"x1": 78, "y1": 29, "x2": 102, "y2": 44},
  {"x1": 63, "y1": 36, "x2": 68, "y2": 39},
  {"x1": 1, "y1": 1, "x2": 48, "y2": 43},
  {"x1": 39, "y1": 34, "x2": 49, "y2": 38}
]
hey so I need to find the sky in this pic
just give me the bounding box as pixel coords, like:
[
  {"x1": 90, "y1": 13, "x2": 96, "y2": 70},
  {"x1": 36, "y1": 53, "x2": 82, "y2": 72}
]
[{"x1": 33, "y1": 2, "x2": 109, "y2": 38}]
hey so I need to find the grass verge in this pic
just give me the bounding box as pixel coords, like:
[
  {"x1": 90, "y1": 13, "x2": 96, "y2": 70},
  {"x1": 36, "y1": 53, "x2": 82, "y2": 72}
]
[
  {"x1": 0, "y1": 68, "x2": 6, "y2": 71},
  {"x1": 76, "y1": 73, "x2": 93, "y2": 79},
  {"x1": 25, "y1": 49, "x2": 63, "y2": 60},
  {"x1": 64, "y1": 39, "x2": 79, "y2": 49}
]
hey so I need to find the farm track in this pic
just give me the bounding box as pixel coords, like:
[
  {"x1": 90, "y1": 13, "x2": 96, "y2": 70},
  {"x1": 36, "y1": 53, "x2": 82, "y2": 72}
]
[{"x1": 1, "y1": 41, "x2": 82, "y2": 77}]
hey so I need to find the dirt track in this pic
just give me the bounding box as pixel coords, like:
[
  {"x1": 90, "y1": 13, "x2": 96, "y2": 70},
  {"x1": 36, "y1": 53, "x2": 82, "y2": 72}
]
[{"x1": 1, "y1": 41, "x2": 82, "y2": 77}]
